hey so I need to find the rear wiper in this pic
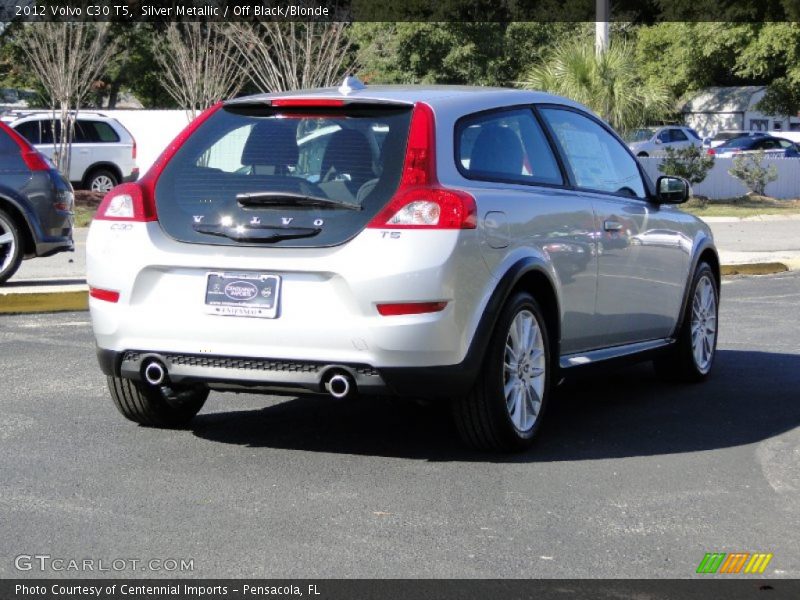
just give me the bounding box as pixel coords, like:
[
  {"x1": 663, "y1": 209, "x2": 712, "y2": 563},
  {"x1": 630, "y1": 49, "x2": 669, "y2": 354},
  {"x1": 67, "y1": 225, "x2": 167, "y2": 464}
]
[{"x1": 236, "y1": 191, "x2": 361, "y2": 211}]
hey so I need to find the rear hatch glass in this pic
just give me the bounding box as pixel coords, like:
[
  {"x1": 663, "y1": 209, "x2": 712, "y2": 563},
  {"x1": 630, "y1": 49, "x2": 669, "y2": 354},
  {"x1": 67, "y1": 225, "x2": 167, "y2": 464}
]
[{"x1": 155, "y1": 103, "x2": 412, "y2": 247}]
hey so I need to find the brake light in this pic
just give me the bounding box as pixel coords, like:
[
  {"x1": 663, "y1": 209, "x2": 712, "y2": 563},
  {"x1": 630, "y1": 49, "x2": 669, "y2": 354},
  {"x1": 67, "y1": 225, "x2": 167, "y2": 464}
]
[
  {"x1": 89, "y1": 287, "x2": 120, "y2": 303},
  {"x1": 707, "y1": 148, "x2": 715, "y2": 155},
  {"x1": 94, "y1": 103, "x2": 223, "y2": 223},
  {"x1": 377, "y1": 301, "x2": 448, "y2": 316},
  {"x1": 367, "y1": 102, "x2": 477, "y2": 230},
  {"x1": 271, "y1": 98, "x2": 345, "y2": 107},
  {"x1": 94, "y1": 182, "x2": 155, "y2": 222},
  {"x1": 0, "y1": 122, "x2": 50, "y2": 171}
]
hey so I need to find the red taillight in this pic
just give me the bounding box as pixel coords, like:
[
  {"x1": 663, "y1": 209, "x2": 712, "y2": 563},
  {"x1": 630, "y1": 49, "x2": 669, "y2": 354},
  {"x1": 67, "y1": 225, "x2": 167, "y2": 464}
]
[
  {"x1": 94, "y1": 103, "x2": 223, "y2": 223},
  {"x1": 0, "y1": 122, "x2": 50, "y2": 171},
  {"x1": 94, "y1": 182, "x2": 155, "y2": 222},
  {"x1": 707, "y1": 148, "x2": 715, "y2": 155},
  {"x1": 376, "y1": 301, "x2": 448, "y2": 316},
  {"x1": 89, "y1": 287, "x2": 120, "y2": 303},
  {"x1": 367, "y1": 102, "x2": 477, "y2": 230},
  {"x1": 20, "y1": 149, "x2": 50, "y2": 171},
  {"x1": 271, "y1": 98, "x2": 345, "y2": 107}
]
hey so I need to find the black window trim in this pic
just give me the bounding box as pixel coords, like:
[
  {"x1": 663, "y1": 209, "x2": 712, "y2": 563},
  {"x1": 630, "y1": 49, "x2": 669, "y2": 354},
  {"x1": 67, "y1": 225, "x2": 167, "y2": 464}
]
[
  {"x1": 453, "y1": 104, "x2": 570, "y2": 191},
  {"x1": 533, "y1": 103, "x2": 657, "y2": 203}
]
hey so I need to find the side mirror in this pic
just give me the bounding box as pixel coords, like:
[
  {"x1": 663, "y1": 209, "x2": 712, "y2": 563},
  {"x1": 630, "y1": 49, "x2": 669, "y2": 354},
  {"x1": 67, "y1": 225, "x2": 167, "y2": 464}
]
[
  {"x1": 654, "y1": 138, "x2": 663, "y2": 145},
  {"x1": 656, "y1": 176, "x2": 690, "y2": 204}
]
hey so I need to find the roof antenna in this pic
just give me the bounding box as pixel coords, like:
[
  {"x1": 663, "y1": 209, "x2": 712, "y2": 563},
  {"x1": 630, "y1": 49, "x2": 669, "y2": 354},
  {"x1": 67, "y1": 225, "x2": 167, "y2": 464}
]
[{"x1": 339, "y1": 75, "x2": 366, "y2": 96}]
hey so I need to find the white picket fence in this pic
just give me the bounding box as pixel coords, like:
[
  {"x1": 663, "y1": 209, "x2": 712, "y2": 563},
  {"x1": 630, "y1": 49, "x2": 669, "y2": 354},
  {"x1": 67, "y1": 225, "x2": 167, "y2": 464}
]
[{"x1": 639, "y1": 156, "x2": 800, "y2": 200}]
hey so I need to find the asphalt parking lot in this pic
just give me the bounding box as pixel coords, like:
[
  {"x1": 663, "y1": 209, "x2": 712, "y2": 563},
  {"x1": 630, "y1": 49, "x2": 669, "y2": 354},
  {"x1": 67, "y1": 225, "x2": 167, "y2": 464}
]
[{"x1": 1, "y1": 272, "x2": 798, "y2": 579}]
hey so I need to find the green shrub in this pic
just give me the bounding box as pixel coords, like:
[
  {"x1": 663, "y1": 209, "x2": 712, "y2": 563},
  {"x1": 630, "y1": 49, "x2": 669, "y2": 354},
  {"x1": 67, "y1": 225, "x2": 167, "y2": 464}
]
[
  {"x1": 728, "y1": 150, "x2": 778, "y2": 196},
  {"x1": 658, "y1": 145, "x2": 715, "y2": 185}
]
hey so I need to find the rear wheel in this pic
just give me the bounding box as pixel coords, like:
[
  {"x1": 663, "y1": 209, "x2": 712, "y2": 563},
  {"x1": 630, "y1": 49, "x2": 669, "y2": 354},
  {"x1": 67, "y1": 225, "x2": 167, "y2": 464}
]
[
  {"x1": 654, "y1": 262, "x2": 719, "y2": 381},
  {"x1": 86, "y1": 168, "x2": 118, "y2": 193},
  {"x1": 107, "y1": 376, "x2": 208, "y2": 427},
  {"x1": 453, "y1": 292, "x2": 551, "y2": 452},
  {"x1": 0, "y1": 208, "x2": 23, "y2": 284}
]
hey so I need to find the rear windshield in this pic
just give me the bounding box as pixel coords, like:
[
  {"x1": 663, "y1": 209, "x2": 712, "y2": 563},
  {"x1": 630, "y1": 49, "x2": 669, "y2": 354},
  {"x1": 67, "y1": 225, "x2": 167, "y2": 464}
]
[{"x1": 155, "y1": 104, "x2": 412, "y2": 247}]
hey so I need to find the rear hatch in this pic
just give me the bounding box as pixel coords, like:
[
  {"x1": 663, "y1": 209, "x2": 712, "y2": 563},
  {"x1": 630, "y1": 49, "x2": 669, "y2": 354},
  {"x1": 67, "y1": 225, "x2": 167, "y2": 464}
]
[{"x1": 154, "y1": 101, "x2": 413, "y2": 248}]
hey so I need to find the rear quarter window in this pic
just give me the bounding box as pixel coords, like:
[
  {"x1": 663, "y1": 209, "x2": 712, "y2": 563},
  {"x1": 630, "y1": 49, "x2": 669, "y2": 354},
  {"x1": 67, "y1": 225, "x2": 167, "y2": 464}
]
[{"x1": 456, "y1": 108, "x2": 563, "y2": 186}]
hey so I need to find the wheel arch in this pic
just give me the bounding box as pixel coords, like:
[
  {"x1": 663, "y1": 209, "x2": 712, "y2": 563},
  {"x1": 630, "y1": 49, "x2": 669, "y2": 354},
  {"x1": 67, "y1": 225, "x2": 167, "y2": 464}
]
[
  {"x1": 379, "y1": 257, "x2": 562, "y2": 399},
  {"x1": 0, "y1": 194, "x2": 37, "y2": 256},
  {"x1": 672, "y1": 240, "x2": 720, "y2": 338},
  {"x1": 82, "y1": 162, "x2": 122, "y2": 188}
]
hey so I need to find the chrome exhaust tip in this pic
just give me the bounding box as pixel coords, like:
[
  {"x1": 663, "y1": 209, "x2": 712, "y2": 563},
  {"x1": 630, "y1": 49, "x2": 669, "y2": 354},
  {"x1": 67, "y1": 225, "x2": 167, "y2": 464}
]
[
  {"x1": 325, "y1": 372, "x2": 353, "y2": 399},
  {"x1": 143, "y1": 360, "x2": 167, "y2": 386}
]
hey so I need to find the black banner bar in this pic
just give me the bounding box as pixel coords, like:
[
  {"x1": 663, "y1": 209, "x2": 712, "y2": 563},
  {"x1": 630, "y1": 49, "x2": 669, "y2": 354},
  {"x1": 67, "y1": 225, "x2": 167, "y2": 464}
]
[
  {"x1": 1, "y1": 0, "x2": 800, "y2": 23},
  {"x1": 1, "y1": 579, "x2": 800, "y2": 600}
]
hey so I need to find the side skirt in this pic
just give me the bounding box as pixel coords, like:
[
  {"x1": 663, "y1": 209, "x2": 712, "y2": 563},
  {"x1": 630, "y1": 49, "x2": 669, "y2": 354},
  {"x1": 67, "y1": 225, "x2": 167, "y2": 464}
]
[{"x1": 559, "y1": 338, "x2": 675, "y2": 377}]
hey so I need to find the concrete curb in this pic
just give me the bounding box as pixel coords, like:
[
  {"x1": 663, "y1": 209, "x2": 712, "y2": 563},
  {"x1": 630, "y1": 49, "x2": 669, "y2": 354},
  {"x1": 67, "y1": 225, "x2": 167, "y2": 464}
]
[
  {"x1": 0, "y1": 286, "x2": 88, "y2": 314},
  {"x1": 0, "y1": 259, "x2": 793, "y2": 316},
  {"x1": 720, "y1": 262, "x2": 789, "y2": 276}
]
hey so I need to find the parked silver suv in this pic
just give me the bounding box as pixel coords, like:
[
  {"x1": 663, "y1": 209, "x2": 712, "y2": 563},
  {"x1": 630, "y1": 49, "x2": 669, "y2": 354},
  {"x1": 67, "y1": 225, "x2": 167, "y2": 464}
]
[
  {"x1": 6, "y1": 111, "x2": 138, "y2": 192},
  {"x1": 87, "y1": 82, "x2": 719, "y2": 452}
]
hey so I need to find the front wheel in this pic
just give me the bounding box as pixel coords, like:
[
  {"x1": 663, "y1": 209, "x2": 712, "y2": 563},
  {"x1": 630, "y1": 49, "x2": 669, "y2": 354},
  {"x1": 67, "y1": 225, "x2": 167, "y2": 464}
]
[
  {"x1": 654, "y1": 262, "x2": 719, "y2": 381},
  {"x1": 107, "y1": 376, "x2": 209, "y2": 427},
  {"x1": 453, "y1": 292, "x2": 551, "y2": 452}
]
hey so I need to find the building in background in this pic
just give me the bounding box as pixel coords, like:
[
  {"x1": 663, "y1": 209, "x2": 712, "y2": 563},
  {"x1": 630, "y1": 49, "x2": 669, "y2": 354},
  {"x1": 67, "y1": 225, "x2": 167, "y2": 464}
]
[{"x1": 682, "y1": 86, "x2": 800, "y2": 137}]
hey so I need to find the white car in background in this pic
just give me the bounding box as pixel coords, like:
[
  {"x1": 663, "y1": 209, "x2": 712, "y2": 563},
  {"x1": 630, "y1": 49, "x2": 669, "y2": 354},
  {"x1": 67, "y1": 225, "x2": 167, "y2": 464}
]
[
  {"x1": 626, "y1": 126, "x2": 702, "y2": 157},
  {"x1": 5, "y1": 111, "x2": 139, "y2": 193}
]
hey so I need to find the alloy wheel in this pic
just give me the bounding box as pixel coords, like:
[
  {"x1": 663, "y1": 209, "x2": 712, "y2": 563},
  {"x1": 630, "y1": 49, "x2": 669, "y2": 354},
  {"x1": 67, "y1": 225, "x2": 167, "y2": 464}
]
[
  {"x1": 503, "y1": 309, "x2": 547, "y2": 432},
  {"x1": 690, "y1": 274, "x2": 717, "y2": 373}
]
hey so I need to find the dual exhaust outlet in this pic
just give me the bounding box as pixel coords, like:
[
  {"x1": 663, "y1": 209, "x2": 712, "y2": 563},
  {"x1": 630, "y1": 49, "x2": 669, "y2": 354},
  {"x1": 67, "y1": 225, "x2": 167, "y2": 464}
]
[{"x1": 140, "y1": 357, "x2": 357, "y2": 399}]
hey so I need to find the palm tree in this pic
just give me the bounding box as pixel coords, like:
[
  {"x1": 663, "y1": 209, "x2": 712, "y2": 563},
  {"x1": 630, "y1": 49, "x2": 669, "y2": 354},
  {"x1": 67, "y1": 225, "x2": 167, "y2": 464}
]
[{"x1": 519, "y1": 39, "x2": 672, "y2": 134}]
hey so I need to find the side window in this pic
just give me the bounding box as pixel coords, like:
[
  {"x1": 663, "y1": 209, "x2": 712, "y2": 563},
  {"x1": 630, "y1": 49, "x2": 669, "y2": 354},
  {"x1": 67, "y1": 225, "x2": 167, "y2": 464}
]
[
  {"x1": 40, "y1": 120, "x2": 56, "y2": 145},
  {"x1": 670, "y1": 129, "x2": 688, "y2": 142},
  {"x1": 72, "y1": 121, "x2": 93, "y2": 143},
  {"x1": 540, "y1": 108, "x2": 646, "y2": 198},
  {"x1": 196, "y1": 124, "x2": 253, "y2": 172},
  {"x1": 457, "y1": 108, "x2": 563, "y2": 186},
  {"x1": 14, "y1": 121, "x2": 40, "y2": 144},
  {"x1": 657, "y1": 129, "x2": 670, "y2": 143},
  {"x1": 88, "y1": 121, "x2": 120, "y2": 143}
]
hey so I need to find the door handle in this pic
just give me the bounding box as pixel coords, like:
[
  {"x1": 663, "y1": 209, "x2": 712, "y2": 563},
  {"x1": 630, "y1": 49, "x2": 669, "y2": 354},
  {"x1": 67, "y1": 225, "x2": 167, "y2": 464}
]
[{"x1": 604, "y1": 220, "x2": 623, "y2": 232}]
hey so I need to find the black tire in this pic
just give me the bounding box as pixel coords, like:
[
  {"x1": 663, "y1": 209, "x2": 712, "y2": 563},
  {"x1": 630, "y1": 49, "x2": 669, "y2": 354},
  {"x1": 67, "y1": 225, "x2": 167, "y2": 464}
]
[
  {"x1": 452, "y1": 292, "x2": 552, "y2": 452},
  {"x1": 654, "y1": 262, "x2": 719, "y2": 382},
  {"x1": 0, "y1": 208, "x2": 23, "y2": 284},
  {"x1": 86, "y1": 168, "x2": 119, "y2": 193},
  {"x1": 637, "y1": 152, "x2": 649, "y2": 157},
  {"x1": 107, "y1": 376, "x2": 209, "y2": 427}
]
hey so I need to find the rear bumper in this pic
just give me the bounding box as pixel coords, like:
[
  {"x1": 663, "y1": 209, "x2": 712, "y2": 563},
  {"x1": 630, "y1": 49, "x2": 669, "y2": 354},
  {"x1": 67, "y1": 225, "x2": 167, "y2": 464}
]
[
  {"x1": 34, "y1": 237, "x2": 74, "y2": 258},
  {"x1": 88, "y1": 221, "x2": 490, "y2": 372},
  {"x1": 122, "y1": 168, "x2": 139, "y2": 183},
  {"x1": 96, "y1": 347, "x2": 473, "y2": 399}
]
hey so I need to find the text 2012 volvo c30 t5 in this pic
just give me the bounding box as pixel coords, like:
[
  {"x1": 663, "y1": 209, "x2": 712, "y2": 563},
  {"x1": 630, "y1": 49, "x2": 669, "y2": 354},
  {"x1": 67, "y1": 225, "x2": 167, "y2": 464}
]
[{"x1": 87, "y1": 79, "x2": 719, "y2": 452}]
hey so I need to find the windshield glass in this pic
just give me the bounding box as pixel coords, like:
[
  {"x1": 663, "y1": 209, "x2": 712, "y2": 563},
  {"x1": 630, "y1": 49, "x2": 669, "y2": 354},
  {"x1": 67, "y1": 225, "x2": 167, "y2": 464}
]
[
  {"x1": 719, "y1": 136, "x2": 757, "y2": 149},
  {"x1": 155, "y1": 104, "x2": 412, "y2": 247},
  {"x1": 625, "y1": 128, "x2": 656, "y2": 142}
]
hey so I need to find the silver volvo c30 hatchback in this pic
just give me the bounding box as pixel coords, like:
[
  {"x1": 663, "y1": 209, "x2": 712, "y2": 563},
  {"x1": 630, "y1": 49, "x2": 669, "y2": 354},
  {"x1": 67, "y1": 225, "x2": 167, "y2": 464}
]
[{"x1": 87, "y1": 80, "x2": 719, "y2": 452}]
